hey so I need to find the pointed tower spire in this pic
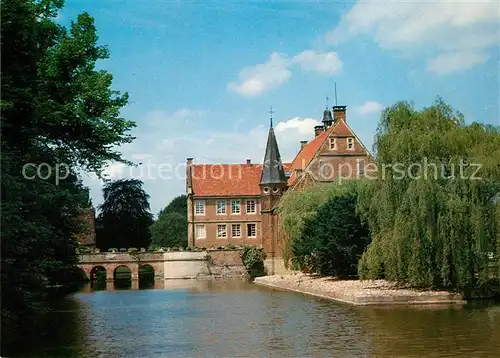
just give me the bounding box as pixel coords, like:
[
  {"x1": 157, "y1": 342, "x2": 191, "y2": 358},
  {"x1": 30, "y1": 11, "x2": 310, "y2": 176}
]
[
  {"x1": 269, "y1": 106, "x2": 274, "y2": 128},
  {"x1": 260, "y1": 107, "x2": 286, "y2": 185}
]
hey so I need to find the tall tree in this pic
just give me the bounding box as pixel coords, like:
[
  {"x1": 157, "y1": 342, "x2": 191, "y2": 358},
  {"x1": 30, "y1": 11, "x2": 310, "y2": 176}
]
[
  {"x1": 151, "y1": 195, "x2": 188, "y2": 248},
  {"x1": 158, "y1": 194, "x2": 187, "y2": 217},
  {"x1": 357, "y1": 100, "x2": 500, "y2": 290},
  {"x1": 1, "y1": 0, "x2": 134, "y2": 345},
  {"x1": 97, "y1": 179, "x2": 153, "y2": 249},
  {"x1": 294, "y1": 182, "x2": 371, "y2": 277}
]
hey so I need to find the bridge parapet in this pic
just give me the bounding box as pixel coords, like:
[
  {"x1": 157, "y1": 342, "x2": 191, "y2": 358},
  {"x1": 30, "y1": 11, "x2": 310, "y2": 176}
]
[{"x1": 77, "y1": 250, "x2": 246, "y2": 281}]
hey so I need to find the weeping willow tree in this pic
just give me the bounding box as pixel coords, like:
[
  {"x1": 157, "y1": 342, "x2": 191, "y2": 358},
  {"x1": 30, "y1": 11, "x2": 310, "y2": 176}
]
[{"x1": 357, "y1": 99, "x2": 500, "y2": 291}]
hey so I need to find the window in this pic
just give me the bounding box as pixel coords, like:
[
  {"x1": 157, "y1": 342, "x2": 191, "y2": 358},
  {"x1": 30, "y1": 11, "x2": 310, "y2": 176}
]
[
  {"x1": 347, "y1": 137, "x2": 354, "y2": 150},
  {"x1": 246, "y1": 200, "x2": 256, "y2": 214},
  {"x1": 195, "y1": 224, "x2": 206, "y2": 239},
  {"x1": 216, "y1": 200, "x2": 226, "y2": 215},
  {"x1": 247, "y1": 223, "x2": 256, "y2": 237},
  {"x1": 329, "y1": 137, "x2": 336, "y2": 150},
  {"x1": 358, "y1": 159, "x2": 365, "y2": 176},
  {"x1": 217, "y1": 224, "x2": 227, "y2": 238},
  {"x1": 231, "y1": 200, "x2": 241, "y2": 214},
  {"x1": 231, "y1": 224, "x2": 241, "y2": 238},
  {"x1": 195, "y1": 200, "x2": 205, "y2": 215}
]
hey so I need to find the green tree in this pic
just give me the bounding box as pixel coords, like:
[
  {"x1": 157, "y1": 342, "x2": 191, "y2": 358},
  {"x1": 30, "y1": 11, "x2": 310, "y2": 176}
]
[
  {"x1": 293, "y1": 182, "x2": 371, "y2": 277},
  {"x1": 158, "y1": 194, "x2": 187, "y2": 217},
  {"x1": 357, "y1": 99, "x2": 500, "y2": 290},
  {"x1": 150, "y1": 212, "x2": 188, "y2": 248},
  {"x1": 97, "y1": 179, "x2": 153, "y2": 249},
  {"x1": 150, "y1": 195, "x2": 188, "y2": 248},
  {"x1": 1, "y1": 0, "x2": 134, "y2": 344}
]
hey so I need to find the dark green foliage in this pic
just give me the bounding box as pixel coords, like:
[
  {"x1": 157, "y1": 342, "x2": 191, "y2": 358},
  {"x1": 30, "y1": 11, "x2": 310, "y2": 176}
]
[
  {"x1": 293, "y1": 186, "x2": 370, "y2": 277},
  {"x1": 96, "y1": 179, "x2": 153, "y2": 250},
  {"x1": 150, "y1": 195, "x2": 188, "y2": 248},
  {"x1": 158, "y1": 194, "x2": 187, "y2": 217},
  {"x1": 1, "y1": 0, "x2": 134, "y2": 344},
  {"x1": 357, "y1": 100, "x2": 500, "y2": 290},
  {"x1": 241, "y1": 246, "x2": 266, "y2": 278},
  {"x1": 150, "y1": 212, "x2": 188, "y2": 248}
]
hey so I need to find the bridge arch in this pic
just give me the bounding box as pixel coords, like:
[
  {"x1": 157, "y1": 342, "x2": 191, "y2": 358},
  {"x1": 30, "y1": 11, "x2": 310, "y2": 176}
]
[
  {"x1": 113, "y1": 265, "x2": 132, "y2": 281},
  {"x1": 90, "y1": 266, "x2": 106, "y2": 280},
  {"x1": 139, "y1": 264, "x2": 155, "y2": 280}
]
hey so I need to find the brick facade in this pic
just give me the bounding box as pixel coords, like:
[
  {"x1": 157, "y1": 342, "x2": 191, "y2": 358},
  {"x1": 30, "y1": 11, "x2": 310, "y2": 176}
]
[
  {"x1": 186, "y1": 106, "x2": 374, "y2": 268},
  {"x1": 188, "y1": 196, "x2": 262, "y2": 248}
]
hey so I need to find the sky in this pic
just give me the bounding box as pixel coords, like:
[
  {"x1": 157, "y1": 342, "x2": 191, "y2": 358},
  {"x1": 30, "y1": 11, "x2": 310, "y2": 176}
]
[{"x1": 59, "y1": 0, "x2": 500, "y2": 216}]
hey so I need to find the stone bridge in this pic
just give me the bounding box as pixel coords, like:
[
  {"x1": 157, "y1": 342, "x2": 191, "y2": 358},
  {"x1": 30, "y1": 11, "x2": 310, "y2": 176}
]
[
  {"x1": 78, "y1": 251, "x2": 210, "y2": 281},
  {"x1": 77, "y1": 250, "x2": 252, "y2": 281}
]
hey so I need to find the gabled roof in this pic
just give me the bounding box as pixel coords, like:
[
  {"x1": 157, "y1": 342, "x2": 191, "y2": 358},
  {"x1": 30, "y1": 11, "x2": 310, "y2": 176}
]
[
  {"x1": 287, "y1": 118, "x2": 371, "y2": 186},
  {"x1": 260, "y1": 125, "x2": 287, "y2": 185},
  {"x1": 189, "y1": 163, "x2": 292, "y2": 197},
  {"x1": 287, "y1": 127, "x2": 331, "y2": 185}
]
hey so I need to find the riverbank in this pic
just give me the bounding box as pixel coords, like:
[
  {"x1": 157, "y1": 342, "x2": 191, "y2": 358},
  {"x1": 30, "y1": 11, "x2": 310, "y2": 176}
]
[{"x1": 254, "y1": 274, "x2": 465, "y2": 305}]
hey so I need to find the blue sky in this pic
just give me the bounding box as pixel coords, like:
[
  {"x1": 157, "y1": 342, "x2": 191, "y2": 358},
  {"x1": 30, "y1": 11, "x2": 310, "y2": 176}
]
[{"x1": 60, "y1": 0, "x2": 500, "y2": 215}]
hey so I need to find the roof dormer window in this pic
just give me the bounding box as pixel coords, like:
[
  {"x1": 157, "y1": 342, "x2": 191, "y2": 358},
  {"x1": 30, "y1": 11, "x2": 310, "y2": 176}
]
[
  {"x1": 329, "y1": 137, "x2": 336, "y2": 150},
  {"x1": 347, "y1": 137, "x2": 354, "y2": 150}
]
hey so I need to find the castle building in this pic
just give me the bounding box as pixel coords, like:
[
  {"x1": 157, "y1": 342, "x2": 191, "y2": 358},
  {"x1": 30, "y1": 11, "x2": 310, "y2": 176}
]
[{"x1": 186, "y1": 105, "x2": 373, "y2": 271}]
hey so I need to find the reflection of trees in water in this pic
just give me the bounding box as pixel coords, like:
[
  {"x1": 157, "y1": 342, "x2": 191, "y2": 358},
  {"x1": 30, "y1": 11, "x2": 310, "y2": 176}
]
[
  {"x1": 356, "y1": 304, "x2": 500, "y2": 356},
  {"x1": 4, "y1": 295, "x2": 91, "y2": 357}
]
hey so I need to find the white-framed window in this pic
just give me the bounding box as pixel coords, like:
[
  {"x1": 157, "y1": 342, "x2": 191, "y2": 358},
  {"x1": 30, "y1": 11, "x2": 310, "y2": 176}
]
[
  {"x1": 329, "y1": 137, "x2": 336, "y2": 150},
  {"x1": 247, "y1": 223, "x2": 256, "y2": 237},
  {"x1": 231, "y1": 200, "x2": 241, "y2": 215},
  {"x1": 347, "y1": 137, "x2": 354, "y2": 150},
  {"x1": 195, "y1": 200, "x2": 205, "y2": 216},
  {"x1": 216, "y1": 200, "x2": 226, "y2": 215},
  {"x1": 195, "y1": 224, "x2": 206, "y2": 239},
  {"x1": 217, "y1": 224, "x2": 227, "y2": 238},
  {"x1": 358, "y1": 159, "x2": 365, "y2": 175},
  {"x1": 246, "y1": 200, "x2": 256, "y2": 214},
  {"x1": 231, "y1": 224, "x2": 241, "y2": 238}
]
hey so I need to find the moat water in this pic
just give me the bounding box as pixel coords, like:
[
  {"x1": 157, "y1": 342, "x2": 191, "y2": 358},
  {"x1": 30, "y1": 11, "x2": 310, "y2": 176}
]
[{"x1": 7, "y1": 280, "x2": 500, "y2": 357}]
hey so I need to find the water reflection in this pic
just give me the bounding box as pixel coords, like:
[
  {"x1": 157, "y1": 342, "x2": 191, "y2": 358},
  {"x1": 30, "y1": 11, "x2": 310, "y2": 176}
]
[{"x1": 5, "y1": 280, "x2": 500, "y2": 357}]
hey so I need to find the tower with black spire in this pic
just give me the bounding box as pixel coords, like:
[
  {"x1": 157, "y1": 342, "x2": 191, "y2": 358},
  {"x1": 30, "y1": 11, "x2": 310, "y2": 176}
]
[
  {"x1": 260, "y1": 107, "x2": 287, "y2": 273},
  {"x1": 322, "y1": 97, "x2": 333, "y2": 129}
]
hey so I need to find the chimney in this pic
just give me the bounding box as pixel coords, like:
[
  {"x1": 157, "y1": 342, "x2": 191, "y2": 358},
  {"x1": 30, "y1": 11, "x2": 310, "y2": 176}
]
[
  {"x1": 246, "y1": 159, "x2": 251, "y2": 166},
  {"x1": 333, "y1": 105, "x2": 347, "y2": 123},
  {"x1": 300, "y1": 140, "x2": 308, "y2": 149},
  {"x1": 314, "y1": 125, "x2": 324, "y2": 137},
  {"x1": 186, "y1": 158, "x2": 193, "y2": 195}
]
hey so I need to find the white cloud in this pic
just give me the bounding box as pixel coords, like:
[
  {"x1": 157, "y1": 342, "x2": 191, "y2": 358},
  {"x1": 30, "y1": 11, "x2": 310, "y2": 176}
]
[
  {"x1": 353, "y1": 101, "x2": 384, "y2": 115},
  {"x1": 229, "y1": 50, "x2": 343, "y2": 97},
  {"x1": 326, "y1": 0, "x2": 500, "y2": 74},
  {"x1": 293, "y1": 50, "x2": 343, "y2": 75},
  {"x1": 275, "y1": 117, "x2": 321, "y2": 136},
  {"x1": 427, "y1": 51, "x2": 489, "y2": 75},
  {"x1": 83, "y1": 110, "x2": 319, "y2": 215},
  {"x1": 227, "y1": 52, "x2": 292, "y2": 97}
]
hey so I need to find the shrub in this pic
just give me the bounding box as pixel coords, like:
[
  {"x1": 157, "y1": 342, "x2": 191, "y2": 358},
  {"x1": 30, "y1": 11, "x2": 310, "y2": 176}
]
[{"x1": 241, "y1": 246, "x2": 266, "y2": 278}]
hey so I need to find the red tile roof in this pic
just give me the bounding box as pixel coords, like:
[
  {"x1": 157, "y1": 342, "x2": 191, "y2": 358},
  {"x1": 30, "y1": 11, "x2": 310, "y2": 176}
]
[
  {"x1": 287, "y1": 130, "x2": 328, "y2": 185},
  {"x1": 190, "y1": 163, "x2": 291, "y2": 197}
]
